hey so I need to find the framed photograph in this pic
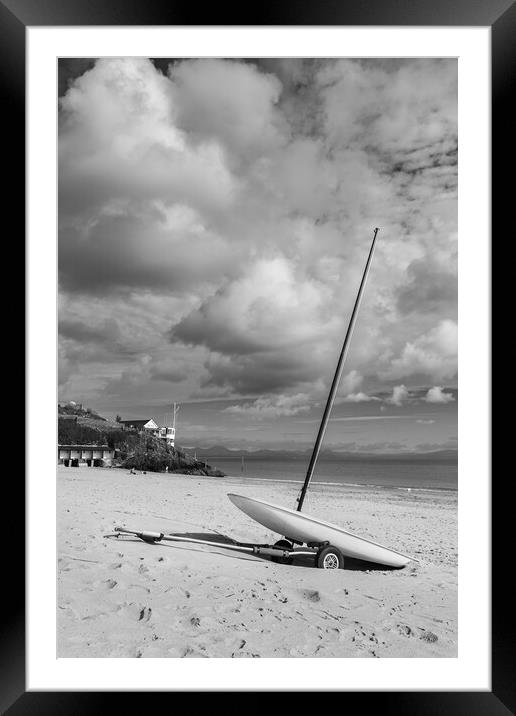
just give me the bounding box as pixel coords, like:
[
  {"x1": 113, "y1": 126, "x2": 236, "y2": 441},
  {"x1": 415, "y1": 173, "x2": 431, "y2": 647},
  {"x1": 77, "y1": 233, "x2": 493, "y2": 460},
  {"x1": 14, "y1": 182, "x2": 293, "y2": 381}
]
[{"x1": 7, "y1": 0, "x2": 512, "y2": 711}]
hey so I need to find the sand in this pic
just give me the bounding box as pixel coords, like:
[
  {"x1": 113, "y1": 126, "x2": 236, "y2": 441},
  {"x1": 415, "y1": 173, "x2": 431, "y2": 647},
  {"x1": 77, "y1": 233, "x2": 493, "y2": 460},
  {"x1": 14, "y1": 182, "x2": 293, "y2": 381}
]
[{"x1": 57, "y1": 465, "x2": 457, "y2": 658}]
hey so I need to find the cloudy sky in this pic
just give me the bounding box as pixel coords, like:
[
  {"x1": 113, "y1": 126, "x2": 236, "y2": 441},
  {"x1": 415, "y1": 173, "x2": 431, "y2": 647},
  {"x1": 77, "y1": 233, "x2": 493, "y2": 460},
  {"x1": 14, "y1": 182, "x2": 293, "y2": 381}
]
[{"x1": 58, "y1": 57, "x2": 457, "y2": 451}]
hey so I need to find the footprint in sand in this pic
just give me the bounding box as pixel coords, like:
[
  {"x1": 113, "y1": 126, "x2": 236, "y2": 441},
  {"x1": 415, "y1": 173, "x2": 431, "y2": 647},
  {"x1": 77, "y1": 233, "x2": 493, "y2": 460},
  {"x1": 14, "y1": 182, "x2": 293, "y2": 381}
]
[
  {"x1": 397, "y1": 624, "x2": 413, "y2": 637},
  {"x1": 354, "y1": 622, "x2": 367, "y2": 637},
  {"x1": 128, "y1": 583, "x2": 151, "y2": 593},
  {"x1": 302, "y1": 589, "x2": 321, "y2": 602},
  {"x1": 116, "y1": 602, "x2": 145, "y2": 620},
  {"x1": 419, "y1": 630, "x2": 438, "y2": 643},
  {"x1": 138, "y1": 606, "x2": 152, "y2": 622}
]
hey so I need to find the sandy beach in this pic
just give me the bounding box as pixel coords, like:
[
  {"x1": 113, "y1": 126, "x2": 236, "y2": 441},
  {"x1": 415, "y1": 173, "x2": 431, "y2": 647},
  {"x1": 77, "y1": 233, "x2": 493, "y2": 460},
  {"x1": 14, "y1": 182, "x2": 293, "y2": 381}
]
[{"x1": 57, "y1": 465, "x2": 457, "y2": 658}]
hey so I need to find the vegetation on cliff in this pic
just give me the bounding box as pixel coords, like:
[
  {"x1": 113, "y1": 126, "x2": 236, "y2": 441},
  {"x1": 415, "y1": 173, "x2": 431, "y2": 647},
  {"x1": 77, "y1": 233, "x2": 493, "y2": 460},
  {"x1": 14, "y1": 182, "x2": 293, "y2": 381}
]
[{"x1": 121, "y1": 435, "x2": 224, "y2": 476}]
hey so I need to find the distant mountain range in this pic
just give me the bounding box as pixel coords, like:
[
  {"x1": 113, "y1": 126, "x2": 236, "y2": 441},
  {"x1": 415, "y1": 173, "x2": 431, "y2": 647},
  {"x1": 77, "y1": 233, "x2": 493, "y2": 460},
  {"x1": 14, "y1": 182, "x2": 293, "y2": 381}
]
[{"x1": 184, "y1": 445, "x2": 458, "y2": 463}]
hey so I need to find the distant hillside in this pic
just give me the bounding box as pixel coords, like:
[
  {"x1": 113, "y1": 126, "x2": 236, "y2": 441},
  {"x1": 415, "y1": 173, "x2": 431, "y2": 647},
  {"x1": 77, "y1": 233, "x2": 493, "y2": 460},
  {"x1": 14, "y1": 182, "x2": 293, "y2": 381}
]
[{"x1": 190, "y1": 445, "x2": 458, "y2": 463}]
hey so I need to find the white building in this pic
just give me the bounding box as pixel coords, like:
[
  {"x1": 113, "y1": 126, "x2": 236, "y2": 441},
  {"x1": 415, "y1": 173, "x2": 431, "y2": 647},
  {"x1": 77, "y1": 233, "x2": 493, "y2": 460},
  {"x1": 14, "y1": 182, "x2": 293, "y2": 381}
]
[
  {"x1": 58, "y1": 444, "x2": 115, "y2": 466},
  {"x1": 157, "y1": 425, "x2": 175, "y2": 447}
]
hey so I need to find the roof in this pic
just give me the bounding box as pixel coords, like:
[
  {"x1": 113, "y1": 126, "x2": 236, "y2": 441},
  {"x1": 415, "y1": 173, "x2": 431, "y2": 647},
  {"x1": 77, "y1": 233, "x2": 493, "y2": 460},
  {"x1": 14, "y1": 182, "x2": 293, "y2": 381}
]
[
  {"x1": 58, "y1": 445, "x2": 113, "y2": 450},
  {"x1": 119, "y1": 419, "x2": 156, "y2": 427}
]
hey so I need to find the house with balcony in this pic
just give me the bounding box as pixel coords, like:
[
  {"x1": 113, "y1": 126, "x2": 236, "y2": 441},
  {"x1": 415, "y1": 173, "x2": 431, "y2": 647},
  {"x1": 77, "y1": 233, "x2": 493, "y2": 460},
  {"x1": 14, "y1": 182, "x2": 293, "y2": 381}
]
[{"x1": 157, "y1": 425, "x2": 175, "y2": 447}]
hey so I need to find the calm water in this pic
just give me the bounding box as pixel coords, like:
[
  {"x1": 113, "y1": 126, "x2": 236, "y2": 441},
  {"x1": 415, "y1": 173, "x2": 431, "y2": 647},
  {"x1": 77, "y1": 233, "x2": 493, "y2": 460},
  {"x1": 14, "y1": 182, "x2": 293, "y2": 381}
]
[{"x1": 205, "y1": 456, "x2": 457, "y2": 491}]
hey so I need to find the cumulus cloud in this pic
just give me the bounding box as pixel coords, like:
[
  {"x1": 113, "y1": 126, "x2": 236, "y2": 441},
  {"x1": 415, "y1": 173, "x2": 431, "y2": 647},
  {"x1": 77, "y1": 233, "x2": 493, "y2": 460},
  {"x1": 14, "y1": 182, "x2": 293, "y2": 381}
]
[
  {"x1": 171, "y1": 256, "x2": 334, "y2": 354},
  {"x1": 396, "y1": 253, "x2": 457, "y2": 317},
  {"x1": 200, "y1": 350, "x2": 324, "y2": 396},
  {"x1": 59, "y1": 317, "x2": 120, "y2": 346},
  {"x1": 58, "y1": 57, "x2": 458, "y2": 413},
  {"x1": 58, "y1": 343, "x2": 74, "y2": 387},
  {"x1": 224, "y1": 393, "x2": 311, "y2": 419},
  {"x1": 60, "y1": 62, "x2": 235, "y2": 223},
  {"x1": 150, "y1": 361, "x2": 188, "y2": 383},
  {"x1": 171, "y1": 255, "x2": 344, "y2": 394},
  {"x1": 319, "y1": 59, "x2": 457, "y2": 167},
  {"x1": 171, "y1": 59, "x2": 286, "y2": 159},
  {"x1": 342, "y1": 392, "x2": 379, "y2": 403},
  {"x1": 384, "y1": 320, "x2": 457, "y2": 381},
  {"x1": 387, "y1": 385, "x2": 410, "y2": 406},
  {"x1": 340, "y1": 370, "x2": 363, "y2": 394},
  {"x1": 59, "y1": 205, "x2": 234, "y2": 294},
  {"x1": 59, "y1": 58, "x2": 237, "y2": 295},
  {"x1": 424, "y1": 386, "x2": 455, "y2": 403}
]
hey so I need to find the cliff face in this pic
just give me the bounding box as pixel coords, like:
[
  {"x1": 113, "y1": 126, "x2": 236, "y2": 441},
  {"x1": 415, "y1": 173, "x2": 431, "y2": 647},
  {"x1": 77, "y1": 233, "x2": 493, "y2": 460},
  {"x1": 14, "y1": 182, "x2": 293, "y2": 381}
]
[{"x1": 121, "y1": 436, "x2": 224, "y2": 476}]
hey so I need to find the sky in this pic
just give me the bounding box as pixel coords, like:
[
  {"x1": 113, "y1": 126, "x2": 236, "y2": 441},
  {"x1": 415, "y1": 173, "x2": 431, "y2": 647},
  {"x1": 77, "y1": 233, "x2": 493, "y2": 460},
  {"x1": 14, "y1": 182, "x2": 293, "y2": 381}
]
[{"x1": 58, "y1": 58, "x2": 458, "y2": 452}]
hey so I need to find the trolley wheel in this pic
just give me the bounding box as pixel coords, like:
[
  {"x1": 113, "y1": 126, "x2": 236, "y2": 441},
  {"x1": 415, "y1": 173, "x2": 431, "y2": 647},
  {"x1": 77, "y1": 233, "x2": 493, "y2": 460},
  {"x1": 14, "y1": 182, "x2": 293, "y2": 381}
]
[
  {"x1": 271, "y1": 539, "x2": 294, "y2": 564},
  {"x1": 316, "y1": 545, "x2": 344, "y2": 570}
]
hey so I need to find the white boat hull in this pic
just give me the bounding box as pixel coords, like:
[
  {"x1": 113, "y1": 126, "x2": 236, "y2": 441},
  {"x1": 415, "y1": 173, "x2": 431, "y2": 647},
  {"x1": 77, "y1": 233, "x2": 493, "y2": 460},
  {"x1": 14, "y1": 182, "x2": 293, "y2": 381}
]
[{"x1": 228, "y1": 493, "x2": 412, "y2": 568}]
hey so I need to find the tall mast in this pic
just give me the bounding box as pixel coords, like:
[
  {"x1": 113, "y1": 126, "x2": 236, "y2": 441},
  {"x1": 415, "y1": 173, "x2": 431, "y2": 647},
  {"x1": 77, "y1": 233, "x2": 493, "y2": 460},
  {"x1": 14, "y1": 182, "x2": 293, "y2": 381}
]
[
  {"x1": 172, "y1": 402, "x2": 180, "y2": 430},
  {"x1": 296, "y1": 228, "x2": 380, "y2": 512}
]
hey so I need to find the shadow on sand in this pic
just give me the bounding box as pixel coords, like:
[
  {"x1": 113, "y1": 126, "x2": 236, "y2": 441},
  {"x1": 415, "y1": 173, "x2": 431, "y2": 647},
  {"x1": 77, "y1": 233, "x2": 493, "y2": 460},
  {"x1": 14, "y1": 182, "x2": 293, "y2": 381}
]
[{"x1": 107, "y1": 530, "x2": 399, "y2": 571}]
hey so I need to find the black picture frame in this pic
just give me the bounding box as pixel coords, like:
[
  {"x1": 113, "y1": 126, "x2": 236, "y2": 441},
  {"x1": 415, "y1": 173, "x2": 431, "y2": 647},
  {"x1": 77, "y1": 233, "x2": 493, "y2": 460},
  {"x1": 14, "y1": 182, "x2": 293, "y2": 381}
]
[{"x1": 6, "y1": 0, "x2": 513, "y2": 712}]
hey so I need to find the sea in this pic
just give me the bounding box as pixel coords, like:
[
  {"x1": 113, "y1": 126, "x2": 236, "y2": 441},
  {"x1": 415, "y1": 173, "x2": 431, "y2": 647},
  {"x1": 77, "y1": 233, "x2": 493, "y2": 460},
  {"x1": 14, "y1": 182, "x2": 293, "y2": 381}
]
[{"x1": 204, "y1": 455, "x2": 458, "y2": 492}]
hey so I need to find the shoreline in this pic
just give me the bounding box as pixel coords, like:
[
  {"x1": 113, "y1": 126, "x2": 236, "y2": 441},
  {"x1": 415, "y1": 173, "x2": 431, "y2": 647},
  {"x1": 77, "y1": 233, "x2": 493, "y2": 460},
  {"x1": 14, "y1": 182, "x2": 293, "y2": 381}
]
[
  {"x1": 215, "y1": 472, "x2": 458, "y2": 494},
  {"x1": 96, "y1": 464, "x2": 458, "y2": 494}
]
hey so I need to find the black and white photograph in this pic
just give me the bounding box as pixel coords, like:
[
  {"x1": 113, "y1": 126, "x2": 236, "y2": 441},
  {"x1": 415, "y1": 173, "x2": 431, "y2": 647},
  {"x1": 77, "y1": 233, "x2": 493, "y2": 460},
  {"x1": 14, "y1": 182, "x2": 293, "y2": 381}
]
[{"x1": 56, "y1": 56, "x2": 459, "y2": 659}]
